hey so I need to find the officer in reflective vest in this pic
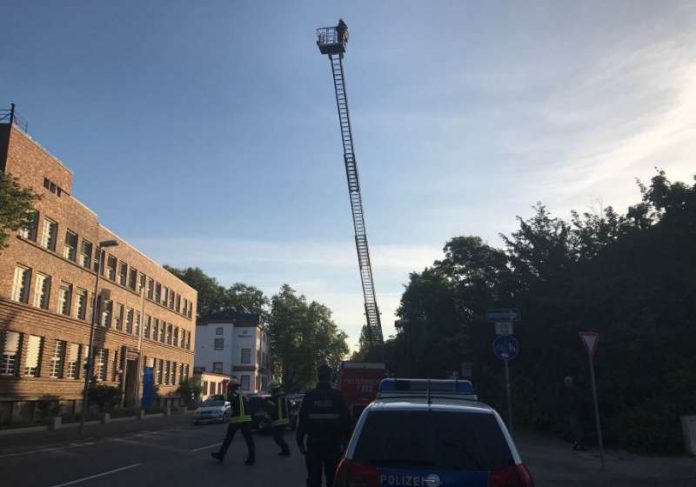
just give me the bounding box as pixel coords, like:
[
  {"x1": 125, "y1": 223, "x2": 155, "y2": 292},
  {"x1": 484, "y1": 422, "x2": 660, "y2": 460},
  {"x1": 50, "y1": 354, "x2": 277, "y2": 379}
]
[
  {"x1": 268, "y1": 381, "x2": 291, "y2": 456},
  {"x1": 211, "y1": 377, "x2": 256, "y2": 465},
  {"x1": 297, "y1": 364, "x2": 351, "y2": 487}
]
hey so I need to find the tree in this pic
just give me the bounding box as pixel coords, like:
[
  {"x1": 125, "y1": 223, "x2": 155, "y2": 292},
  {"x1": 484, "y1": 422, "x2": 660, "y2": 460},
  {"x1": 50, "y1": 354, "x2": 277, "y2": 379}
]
[
  {"x1": 0, "y1": 172, "x2": 39, "y2": 250},
  {"x1": 268, "y1": 285, "x2": 349, "y2": 392},
  {"x1": 224, "y1": 282, "x2": 269, "y2": 316}
]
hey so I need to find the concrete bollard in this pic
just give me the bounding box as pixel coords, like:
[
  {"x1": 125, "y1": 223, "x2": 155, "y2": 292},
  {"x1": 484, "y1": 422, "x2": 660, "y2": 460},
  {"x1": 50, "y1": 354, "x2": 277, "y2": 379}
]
[
  {"x1": 49, "y1": 416, "x2": 62, "y2": 431},
  {"x1": 138, "y1": 409, "x2": 146, "y2": 420},
  {"x1": 101, "y1": 412, "x2": 111, "y2": 424},
  {"x1": 165, "y1": 406, "x2": 172, "y2": 416}
]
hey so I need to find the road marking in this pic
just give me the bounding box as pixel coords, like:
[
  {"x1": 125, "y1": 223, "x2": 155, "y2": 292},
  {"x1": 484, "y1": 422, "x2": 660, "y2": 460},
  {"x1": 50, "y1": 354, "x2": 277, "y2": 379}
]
[
  {"x1": 0, "y1": 440, "x2": 101, "y2": 459},
  {"x1": 48, "y1": 463, "x2": 141, "y2": 487},
  {"x1": 190, "y1": 442, "x2": 221, "y2": 452}
]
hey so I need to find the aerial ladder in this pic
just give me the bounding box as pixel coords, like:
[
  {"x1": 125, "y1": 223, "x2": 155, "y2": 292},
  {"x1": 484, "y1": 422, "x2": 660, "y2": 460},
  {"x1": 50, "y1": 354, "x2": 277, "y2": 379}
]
[{"x1": 316, "y1": 21, "x2": 383, "y2": 346}]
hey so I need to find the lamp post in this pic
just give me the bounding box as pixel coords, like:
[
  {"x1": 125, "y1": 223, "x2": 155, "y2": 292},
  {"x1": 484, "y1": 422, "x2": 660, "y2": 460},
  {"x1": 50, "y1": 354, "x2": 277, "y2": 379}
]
[{"x1": 79, "y1": 239, "x2": 119, "y2": 434}]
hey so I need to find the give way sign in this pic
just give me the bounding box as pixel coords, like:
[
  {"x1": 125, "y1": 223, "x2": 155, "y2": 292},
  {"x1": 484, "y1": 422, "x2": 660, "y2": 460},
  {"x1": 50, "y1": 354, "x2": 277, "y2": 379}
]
[{"x1": 579, "y1": 331, "x2": 600, "y2": 357}]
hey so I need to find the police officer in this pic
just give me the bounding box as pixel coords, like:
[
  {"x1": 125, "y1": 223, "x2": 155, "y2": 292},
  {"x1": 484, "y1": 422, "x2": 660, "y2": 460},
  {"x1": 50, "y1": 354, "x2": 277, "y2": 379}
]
[
  {"x1": 268, "y1": 381, "x2": 291, "y2": 456},
  {"x1": 296, "y1": 364, "x2": 351, "y2": 487},
  {"x1": 211, "y1": 377, "x2": 256, "y2": 465}
]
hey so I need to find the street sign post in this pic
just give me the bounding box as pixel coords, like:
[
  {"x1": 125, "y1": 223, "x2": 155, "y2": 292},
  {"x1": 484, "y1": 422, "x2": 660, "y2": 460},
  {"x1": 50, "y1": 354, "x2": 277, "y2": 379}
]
[
  {"x1": 486, "y1": 308, "x2": 521, "y2": 322},
  {"x1": 493, "y1": 336, "x2": 519, "y2": 434},
  {"x1": 579, "y1": 331, "x2": 605, "y2": 471},
  {"x1": 495, "y1": 321, "x2": 514, "y2": 336}
]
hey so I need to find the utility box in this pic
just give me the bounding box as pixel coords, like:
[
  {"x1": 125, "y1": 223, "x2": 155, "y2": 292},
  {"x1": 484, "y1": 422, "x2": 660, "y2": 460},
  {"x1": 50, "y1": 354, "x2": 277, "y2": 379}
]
[{"x1": 681, "y1": 416, "x2": 696, "y2": 455}]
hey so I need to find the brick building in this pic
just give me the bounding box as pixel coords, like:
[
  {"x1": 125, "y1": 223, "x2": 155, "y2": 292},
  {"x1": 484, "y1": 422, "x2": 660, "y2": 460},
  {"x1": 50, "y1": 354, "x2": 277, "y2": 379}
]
[{"x1": 0, "y1": 115, "x2": 197, "y2": 423}]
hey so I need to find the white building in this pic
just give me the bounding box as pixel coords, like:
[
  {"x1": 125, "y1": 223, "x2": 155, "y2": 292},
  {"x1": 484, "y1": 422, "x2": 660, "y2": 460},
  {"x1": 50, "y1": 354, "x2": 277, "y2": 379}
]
[{"x1": 194, "y1": 313, "x2": 270, "y2": 393}]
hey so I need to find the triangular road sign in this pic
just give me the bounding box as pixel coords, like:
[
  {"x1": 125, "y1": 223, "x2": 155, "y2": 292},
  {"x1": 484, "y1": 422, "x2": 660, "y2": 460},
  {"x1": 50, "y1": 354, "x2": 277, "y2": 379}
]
[{"x1": 579, "y1": 331, "x2": 600, "y2": 357}]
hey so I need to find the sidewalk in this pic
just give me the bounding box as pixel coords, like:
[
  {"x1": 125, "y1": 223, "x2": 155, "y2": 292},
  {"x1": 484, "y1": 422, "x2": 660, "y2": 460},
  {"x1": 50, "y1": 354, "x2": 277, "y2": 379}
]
[
  {"x1": 516, "y1": 430, "x2": 696, "y2": 486},
  {"x1": 0, "y1": 413, "x2": 193, "y2": 457}
]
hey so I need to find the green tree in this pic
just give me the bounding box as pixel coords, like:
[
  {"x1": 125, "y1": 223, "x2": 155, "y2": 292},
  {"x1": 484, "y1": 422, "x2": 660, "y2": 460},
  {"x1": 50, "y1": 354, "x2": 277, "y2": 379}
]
[
  {"x1": 268, "y1": 285, "x2": 349, "y2": 392},
  {"x1": 0, "y1": 172, "x2": 39, "y2": 250}
]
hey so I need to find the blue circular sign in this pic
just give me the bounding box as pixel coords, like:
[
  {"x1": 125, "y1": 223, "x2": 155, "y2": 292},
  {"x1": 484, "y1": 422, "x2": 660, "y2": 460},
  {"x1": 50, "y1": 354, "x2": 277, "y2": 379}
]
[{"x1": 493, "y1": 336, "x2": 519, "y2": 361}]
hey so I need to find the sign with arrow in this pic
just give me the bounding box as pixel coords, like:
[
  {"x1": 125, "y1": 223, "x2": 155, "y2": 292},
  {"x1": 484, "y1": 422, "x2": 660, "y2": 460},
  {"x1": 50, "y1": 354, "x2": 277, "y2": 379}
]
[{"x1": 486, "y1": 308, "x2": 521, "y2": 322}]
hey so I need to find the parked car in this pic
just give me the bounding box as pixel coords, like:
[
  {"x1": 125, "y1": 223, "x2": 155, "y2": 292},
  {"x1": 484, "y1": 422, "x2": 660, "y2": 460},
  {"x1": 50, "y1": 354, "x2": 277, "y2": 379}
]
[
  {"x1": 335, "y1": 379, "x2": 534, "y2": 487},
  {"x1": 247, "y1": 393, "x2": 274, "y2": 431},
  {"x1": 193, "y1": 398, "x2": 231, "y2": 425}
]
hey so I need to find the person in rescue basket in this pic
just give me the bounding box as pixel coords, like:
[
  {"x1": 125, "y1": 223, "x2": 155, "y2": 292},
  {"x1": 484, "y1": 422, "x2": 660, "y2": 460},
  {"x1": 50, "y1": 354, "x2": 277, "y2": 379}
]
[
  {"x1": 211, "y1": 377, "x2": 256, "y2": 465},
  {"x1": 268, "y1": 381, "x2": 291, "y2": 456},
  {"x1": 296, "y1": 364, "x2": 351, "y2": 487}
]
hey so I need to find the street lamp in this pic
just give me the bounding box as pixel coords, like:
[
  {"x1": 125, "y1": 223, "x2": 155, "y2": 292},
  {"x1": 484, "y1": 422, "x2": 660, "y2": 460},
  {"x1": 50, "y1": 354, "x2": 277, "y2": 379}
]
[{"x1": 79, "y1": 239, "x2": 119, "y2": 434}]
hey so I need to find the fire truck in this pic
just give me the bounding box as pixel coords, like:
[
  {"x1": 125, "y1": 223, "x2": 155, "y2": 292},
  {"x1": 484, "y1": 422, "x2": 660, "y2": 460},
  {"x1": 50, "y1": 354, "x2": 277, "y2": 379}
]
[{"x1": 337, "y1": 361, "x2": 388, "y2": 419}]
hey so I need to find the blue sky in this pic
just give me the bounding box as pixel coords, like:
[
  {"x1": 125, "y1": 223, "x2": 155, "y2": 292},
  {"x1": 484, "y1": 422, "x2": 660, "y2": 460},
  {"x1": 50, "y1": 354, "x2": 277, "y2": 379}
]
[{"x1": 2, "y1": 1, "x2": 696, "y2": 347}]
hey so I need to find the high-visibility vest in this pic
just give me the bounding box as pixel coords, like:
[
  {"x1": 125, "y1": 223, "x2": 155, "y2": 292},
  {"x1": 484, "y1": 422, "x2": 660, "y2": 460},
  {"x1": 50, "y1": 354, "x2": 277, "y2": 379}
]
[
  {"x1": 230, "y1": 394, "x2": 252, "y2": 424},
  {"x1": 271, "y1": 396, "x2": 289, "y2": 427}
]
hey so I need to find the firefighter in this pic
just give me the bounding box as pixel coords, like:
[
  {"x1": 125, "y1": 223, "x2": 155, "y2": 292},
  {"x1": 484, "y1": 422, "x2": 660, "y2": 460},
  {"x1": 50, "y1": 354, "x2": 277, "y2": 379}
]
[
  {"x1": 268, "y1": 381, "x2": 291, "y2": 456},
  {"x1": 296, "y1": 364, "x2": 351, "y2": 487},
  {"x1": 336, "y1": 18, "x2": 348, "y2": 45},
  {"x1": 211, "y1": 377, "x2": 256, "y2": 465}
]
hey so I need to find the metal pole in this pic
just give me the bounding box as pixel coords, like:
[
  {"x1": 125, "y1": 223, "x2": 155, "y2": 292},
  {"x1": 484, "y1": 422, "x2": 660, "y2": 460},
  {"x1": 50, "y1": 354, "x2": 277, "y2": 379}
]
[
  {"x1": 134, "y1": 284, "x2": 146, "y2": 410},
  {"x1": 588, "y1": 355, "x2": 606, "y2": 471},
  {"x1": 504, "y1": 358, "x2": 513, "y2": 435},
  {"x1": 9, "y1": 103, "x2": 15, "y2": 125},
  {"x1": 79, "y1": 248, "x2": 104, "y2": 434}
]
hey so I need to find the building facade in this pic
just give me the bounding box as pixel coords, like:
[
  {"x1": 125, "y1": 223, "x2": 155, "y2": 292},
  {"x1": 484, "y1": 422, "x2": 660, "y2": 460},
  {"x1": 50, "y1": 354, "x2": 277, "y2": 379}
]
[
  {"x1": 0, "y1": 119, "x2": 197, "y2": 423},
  {"x1": 195, "y1": 313, "x2": 270, "y2": 393}
]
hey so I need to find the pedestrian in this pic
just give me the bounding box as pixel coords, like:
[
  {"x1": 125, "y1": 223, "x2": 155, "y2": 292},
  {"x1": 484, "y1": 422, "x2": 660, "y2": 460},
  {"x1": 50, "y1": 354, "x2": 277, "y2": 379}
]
[
  {"x1": 336, "y1": 18, "x2": 348, "y2": 45},
  {"x1": 296, "y1": 364, "x2": 351, "y2": 487},
  {"x1": 211, "y1": 377, "x2": 256, "y2": 465},
  {"x1": 562, "y1": 376, "x2": 586, "y2": 451},
  {"x1": 268, "y1": 381, "x2": 291, "y2": 456}
]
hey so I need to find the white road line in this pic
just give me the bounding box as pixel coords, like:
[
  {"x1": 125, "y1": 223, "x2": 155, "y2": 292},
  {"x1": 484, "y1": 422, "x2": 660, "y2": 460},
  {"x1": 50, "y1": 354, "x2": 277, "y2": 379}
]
[
  {"x1": 189, "y1": 442, "x2": 221, "y2": 453},
  {"x1": 48, "y1": 463, "x2": 142, "y2": 487},
  {"x1": 0, "y1": 441, "x2": 99, "y2": 459}
]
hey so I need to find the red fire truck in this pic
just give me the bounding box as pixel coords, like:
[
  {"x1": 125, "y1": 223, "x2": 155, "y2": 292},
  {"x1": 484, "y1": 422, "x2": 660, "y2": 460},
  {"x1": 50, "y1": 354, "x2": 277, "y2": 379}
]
[{"x1": 337, "y1": 362, "x2": 388, "y2": 419}]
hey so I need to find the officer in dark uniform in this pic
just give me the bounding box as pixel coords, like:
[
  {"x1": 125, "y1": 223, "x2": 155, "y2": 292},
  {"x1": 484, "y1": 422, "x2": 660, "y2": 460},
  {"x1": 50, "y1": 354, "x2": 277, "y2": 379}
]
[
  {"x1": 268, "y1": 381, "x2": 291, "y2": 456},
  {"x1": 296, "y1": 364, "x2": 351, "y2": 487},
  {"x1": 211, "y1": 377, "x2": 256, "y2": 465}
]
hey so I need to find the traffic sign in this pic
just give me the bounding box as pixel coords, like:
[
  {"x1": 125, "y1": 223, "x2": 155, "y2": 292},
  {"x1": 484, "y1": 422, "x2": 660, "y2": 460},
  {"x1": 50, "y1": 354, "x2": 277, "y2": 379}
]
[
  {"x1": 495, "y1": 321, "x2": 514, "y2": 336},
  {"x1": 493, "y1": 335, "x2": 519, "y2": 361},
  {"x1": 486, "y1": 308, "x2": 521, "y2": 322},
  {"x1": 579, "y1": 331, "x2": 600, "y2": 357}
]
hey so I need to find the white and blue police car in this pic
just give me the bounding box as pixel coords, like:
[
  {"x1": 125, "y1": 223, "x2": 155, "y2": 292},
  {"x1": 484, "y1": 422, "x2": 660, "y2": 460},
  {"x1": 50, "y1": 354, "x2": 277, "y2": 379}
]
[{"x1": 334, "y1": 379, "x2": 534, "y2": 487}]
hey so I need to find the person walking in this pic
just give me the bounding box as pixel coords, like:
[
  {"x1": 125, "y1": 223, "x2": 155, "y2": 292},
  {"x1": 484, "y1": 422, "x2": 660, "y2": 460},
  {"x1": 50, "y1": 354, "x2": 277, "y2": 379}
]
[
  {"x1": 562, "y1": 376, "x2": 586, "y2": 451},
  {"x1": 296, "y1": 364, "x2": 351, "y2": 487},
  {"x1": 268, "y1": 381, "x2": 291, "y2": 456},
  {"x1": 211, "y1": 377, "x2": 256, "y2": 465}
]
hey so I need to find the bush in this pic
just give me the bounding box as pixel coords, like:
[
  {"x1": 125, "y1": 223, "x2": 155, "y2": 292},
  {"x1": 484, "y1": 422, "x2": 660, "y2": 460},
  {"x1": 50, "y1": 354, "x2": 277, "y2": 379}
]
[
  {"x1": 176, "y1": 377, "x2": 202, "y2": 408},
  {"x1": 36, "y1": 395, "x2": 61, "y2": 420},
  {"x1": 613, "y1": 401, "x2": 684, "y2": 455},
  {"x1": 88, "y1": 385, "x2": 121, "y2": 412}
]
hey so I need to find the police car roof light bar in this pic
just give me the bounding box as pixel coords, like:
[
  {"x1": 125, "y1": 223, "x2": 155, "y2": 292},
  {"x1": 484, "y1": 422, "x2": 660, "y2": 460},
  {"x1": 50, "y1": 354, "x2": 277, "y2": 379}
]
[{"x1": 378, "y1": 378, "x2": 478, "y2": 401}]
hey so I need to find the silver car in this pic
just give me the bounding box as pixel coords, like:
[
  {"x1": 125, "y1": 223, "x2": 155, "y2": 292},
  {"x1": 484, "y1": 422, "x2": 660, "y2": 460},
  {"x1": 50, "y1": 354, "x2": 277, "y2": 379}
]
[{"x1": 193, "y1": 398, "x2": 231, "y2": 425}]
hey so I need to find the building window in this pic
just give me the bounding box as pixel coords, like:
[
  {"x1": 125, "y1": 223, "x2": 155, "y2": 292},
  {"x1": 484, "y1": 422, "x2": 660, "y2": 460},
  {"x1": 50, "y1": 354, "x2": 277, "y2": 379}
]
[
  {"x1": 176, "y1": 294, "x2": 181, "y2": 313},
  {"x1": 216, "y1": 327, "x2": 224, "y2": 335},
  {"x1": 114, "y1": 303, "x2": 124, "y2": 331},
  {"x1": 155, "y1": 282, "x2": 161, "y2": 303},
  {"x1": 147, "y1": 278, "x2": 154, "y2": 299},
  {"x1": 57, "y1": 281, "x2": 72, "y2": 316},
  {"x1": 173, "y1": 327, "x2": 179, "y2": 347},
  {"x1": 166, "y1": 324, "x2": 173, "y2": 345},
  {"x1": 106, "y1": 255, "x2": 117, "y2": 280},
  {"x1": 80, "y1": 240, "x2": 93, "y2": 269},
  {"x1": 25, "y1": 335, "x2": 43, "y2": 377},
  {"x1": 118, "y1": 262, "x2": 128, "y2": 287},
  {"x1": 128, "y1": 268, "x2": 138, "y2": 291},
  {"x1": 49, "y1": 340, "x2": 66, "y2": 378},
  {"x1": 66, "y1": 343, "x2": 80, "y2": 379},
  {"x1": 101, "y1": 300, "x2": 113, "y2": 327},
  {"x1": 186, "y1": 331, "x2": 191, "y2": 349},
  {"x1": 34, "y1": 273, "x2": 51, "y2": 309},
  {"x1": 19, "y1": 210, "x2": 39, "y2": 241},
  {"x1": 171, "y1": 362, "x2": 177, "y2": 385},
  {"x1": 40, "y1": 218, "x2": 58, "y2": 251},
  {"x1": 125, "y1": 308, "x2": 134, "y2": 334},
  {"x1": 0, "y1": 331, "x2": 21, "y2": 376},
  {"x1": 144, "y1": 315, "x2": 151, "y2": 339},
  {"x1": 75, "y1": 288, "x2": 88, "y2": 320},
  {"x1": 241, "y1": 375, "x2": 250, "y2": 391},
  {"x1": 163, "y1": 361, "x2": 170, "y2": 385},
  {"x1": 94, "y1": 348, "x2": 107, "y2": 381},
  {"x1": 179, "y1": 362, "x2": 185, "y2": 384},
  {"x1": 135, "y1": 311, "x2": 141, "y2": 337},
  {"x1": 155, "y1": 359, "x2": 162, "y2": 384},
  {"x1": 11, "y1": 265, "x2": 31, "y2": 303},
  {"x1": 212, "y1": 362, "x2": 223, "y2": 374},
  {"x1": 64, "y1": 231, "x2": 78, "y2": 261},
  {"x1": 202, "y1": 381, "x2": 208, "y2": 395},
  {"x1": 241, "y1": 348, "x2": 251, "y2": 364},
  {"x1": 159, "y1": 322, "x2": 166, "y2": 343},
  {"x1": 214, "y1": 338, "x2": 224, "y2": 350},
  {"x1": 153, "y1": 319, "x2": 159, "y2": 341}
]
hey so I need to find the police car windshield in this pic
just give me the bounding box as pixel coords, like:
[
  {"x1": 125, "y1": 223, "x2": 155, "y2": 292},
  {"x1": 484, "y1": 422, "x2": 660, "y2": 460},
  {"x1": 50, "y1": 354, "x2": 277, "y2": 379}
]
[{"x1": 353, "y1": 411, "x2": 513, "y2": 471}]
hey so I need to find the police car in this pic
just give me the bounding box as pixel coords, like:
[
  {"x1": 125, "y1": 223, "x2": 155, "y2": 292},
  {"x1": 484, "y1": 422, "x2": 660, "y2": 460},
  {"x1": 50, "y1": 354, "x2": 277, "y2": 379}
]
[{"x1": 334, "y1": 379, "x2": 533, "y2": 487}]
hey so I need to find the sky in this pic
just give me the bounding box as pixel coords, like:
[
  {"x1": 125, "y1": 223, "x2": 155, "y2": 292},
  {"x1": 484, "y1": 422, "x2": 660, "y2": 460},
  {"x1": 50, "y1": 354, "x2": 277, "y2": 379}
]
[{"x1": 2, "y1": 1, "x2": 696, "y2": 348}]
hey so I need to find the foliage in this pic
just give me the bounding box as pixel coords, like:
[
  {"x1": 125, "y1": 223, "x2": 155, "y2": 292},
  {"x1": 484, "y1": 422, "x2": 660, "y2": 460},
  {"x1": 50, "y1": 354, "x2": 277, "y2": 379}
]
[
  {"x1": 389, "y1": 171, "x2": 696, "y2": 454},
  {"x1": 164, "y1": 266, "x2": 269, "y2": 320},
  {"x1": 177, "y1": 376, "x2": 202, "y2": 408},
  {"x1": 36, "y1": 395, "x2": 61, "y2": 419},
  {"x1": 268, "y1": 284, "x2": 349, "y2": 392},
  {"x1": 0, "y1": 172, "x2": 39, "y2": 250},
  {"x1": 87, "y1": 385, "x2": 121, "y2": 412}
]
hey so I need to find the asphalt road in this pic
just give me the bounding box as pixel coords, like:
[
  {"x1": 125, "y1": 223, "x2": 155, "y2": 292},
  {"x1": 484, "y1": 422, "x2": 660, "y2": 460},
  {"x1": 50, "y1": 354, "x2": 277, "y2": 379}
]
[{"x1": 0, "y1": 419, "x2": 306, "y2": 487}]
